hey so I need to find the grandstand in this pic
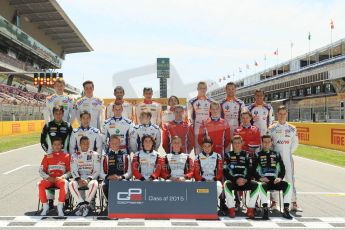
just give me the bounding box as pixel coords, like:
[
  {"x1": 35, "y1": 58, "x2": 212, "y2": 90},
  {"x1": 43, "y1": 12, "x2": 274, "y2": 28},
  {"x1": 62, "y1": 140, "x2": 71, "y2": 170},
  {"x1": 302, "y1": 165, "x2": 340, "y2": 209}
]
[
  {"x1": 0, "y1": 0, "x2": 93, "y2": 121},
  {"x1": 208, "y1": 39, "x2": 345, "y2": 123}
]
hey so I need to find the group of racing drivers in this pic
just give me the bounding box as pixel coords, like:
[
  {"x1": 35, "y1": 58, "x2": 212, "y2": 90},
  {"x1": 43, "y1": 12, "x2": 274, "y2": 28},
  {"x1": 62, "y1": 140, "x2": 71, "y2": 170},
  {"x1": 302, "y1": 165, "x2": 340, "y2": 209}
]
[{"x1": 37, "y1": 78, "x2": 300, "y2": 220}]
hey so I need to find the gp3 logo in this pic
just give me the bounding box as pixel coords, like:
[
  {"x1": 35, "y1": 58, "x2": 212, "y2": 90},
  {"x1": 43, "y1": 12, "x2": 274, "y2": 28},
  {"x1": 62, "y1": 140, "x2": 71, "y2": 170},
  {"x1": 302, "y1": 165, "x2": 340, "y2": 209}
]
[{"x1": 117, "y1": 188, "x2": 142, "y2": 201}]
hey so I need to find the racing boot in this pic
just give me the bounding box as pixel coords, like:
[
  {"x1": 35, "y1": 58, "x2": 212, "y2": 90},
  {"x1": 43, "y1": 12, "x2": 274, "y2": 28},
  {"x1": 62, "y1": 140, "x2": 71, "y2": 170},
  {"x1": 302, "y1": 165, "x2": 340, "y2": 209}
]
[
  {"x1": 262, "y1": 207, "x2": 269, "y2": 220},
  {"x1": 228, "y1": 208, "x2": 235, "y2": 218},
  {"x1": 246, "y1": 208, "x2": 255, "y2": 219},
  {"x1": 282, "y1": 207, "x2": 293, "y2": 219}
]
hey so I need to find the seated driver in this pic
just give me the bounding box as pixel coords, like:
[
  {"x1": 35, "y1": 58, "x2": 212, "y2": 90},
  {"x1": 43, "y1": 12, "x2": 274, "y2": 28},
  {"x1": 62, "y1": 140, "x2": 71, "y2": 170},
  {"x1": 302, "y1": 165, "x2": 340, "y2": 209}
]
[
  {"x1": 100, "y1": 135, "x2": 132, "y2": 199},
  {"x1": 161, "y1": 136, "x2": 194, "y2": 181},
  {"x1": 131, "y1": 135, "x2": 164, "y2": 181},
  {"x1": 223, "y1": 135, "x2": 259, "y2": 219},
  {"x1": 193, "y1": 137, "x2": 223, "y2": 209},
  {"x1": 69, "y1": 136, "x2": 100, "y2": 217},
  {"x1": 38, "y1": 137, "x2": 71, "y2": 217},
  {"x1": 253, "y1": 135, "x2": 293, "y2": 220}
]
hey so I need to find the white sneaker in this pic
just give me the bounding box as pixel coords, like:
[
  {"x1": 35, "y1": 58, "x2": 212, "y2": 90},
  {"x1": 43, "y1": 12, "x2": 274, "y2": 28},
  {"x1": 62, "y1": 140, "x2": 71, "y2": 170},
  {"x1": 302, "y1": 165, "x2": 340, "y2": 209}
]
[
  {"x1": 41, "y1": 203, "x2": 49, "y2": 216},
  {"x1": 57, "y1": 203, "x2": 64, "y2": 217},
  {"x1": 82, "y1": 205, "x2": 89, "y2": 217}
]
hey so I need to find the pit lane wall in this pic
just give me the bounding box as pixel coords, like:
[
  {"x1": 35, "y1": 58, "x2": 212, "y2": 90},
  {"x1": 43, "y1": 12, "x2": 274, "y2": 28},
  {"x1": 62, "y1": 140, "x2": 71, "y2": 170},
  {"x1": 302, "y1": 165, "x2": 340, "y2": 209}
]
[
  {"x1": 290, "y1": 122, "x2": 345, "y2": 151},
  {"x1": 0, "y1": 120, "x2": 45, "y2": 137}
]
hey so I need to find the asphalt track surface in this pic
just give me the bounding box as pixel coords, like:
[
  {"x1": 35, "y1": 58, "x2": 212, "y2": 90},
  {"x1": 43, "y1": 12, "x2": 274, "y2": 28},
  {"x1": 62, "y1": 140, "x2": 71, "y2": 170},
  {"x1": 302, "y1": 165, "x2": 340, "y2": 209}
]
[{"x1": 0, "y1": 144, "x2": 345, "y2": 229}]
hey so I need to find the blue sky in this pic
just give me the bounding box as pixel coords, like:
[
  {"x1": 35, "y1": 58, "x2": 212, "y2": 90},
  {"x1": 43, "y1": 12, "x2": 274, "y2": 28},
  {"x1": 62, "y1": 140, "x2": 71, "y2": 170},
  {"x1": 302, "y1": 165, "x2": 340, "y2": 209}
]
[{"x1": 58, "y1": 0, "x2": 345, "y2": 98}]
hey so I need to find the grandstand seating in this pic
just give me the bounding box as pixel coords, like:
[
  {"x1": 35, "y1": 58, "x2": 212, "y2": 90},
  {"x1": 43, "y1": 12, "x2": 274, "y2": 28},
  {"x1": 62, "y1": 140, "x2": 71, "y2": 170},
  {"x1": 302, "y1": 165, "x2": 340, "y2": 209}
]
[
  {"x1": 0, "y1": 83, "x2": 46, "y2": 106},
  {"x1": 0, "y1": 83, "x2": 46, "y2": 121},
  {"x1": 0, "y1": 51, "x2": 38, "y2": 72}
]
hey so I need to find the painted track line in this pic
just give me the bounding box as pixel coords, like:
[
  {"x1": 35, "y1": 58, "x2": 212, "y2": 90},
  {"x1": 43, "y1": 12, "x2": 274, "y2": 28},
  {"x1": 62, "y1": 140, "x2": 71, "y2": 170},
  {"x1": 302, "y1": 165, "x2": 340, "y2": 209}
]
[
  {"x1": 3, "y1": 164, "x2": 31, "y2": 175},
  {"x1": 0, "y1": 143, "x2": 40, "y2": 156}
]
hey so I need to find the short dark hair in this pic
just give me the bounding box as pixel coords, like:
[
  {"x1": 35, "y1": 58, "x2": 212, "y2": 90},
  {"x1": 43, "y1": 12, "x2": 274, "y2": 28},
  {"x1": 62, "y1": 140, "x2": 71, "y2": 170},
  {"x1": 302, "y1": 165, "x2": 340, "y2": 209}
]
[
  {"x1": 80, "y1": 136, "x2": 90, "y2": 143},
  {"x1": 277, "y1": 105, "x2": 288, "y2": 113},
  {"x1": 140, "y1": 111, "x2": 152, "y2": 119},
  {"x1": 197, "y1": 81, "x2": 207, "y2": 88},
  {"x1": 141, "y1": 135, "x2": 156, "y2": 150},
  {"x1": 168, "y1": 96, "x2": 179, "y2": 105},
  {"x1": 226, "y1": 82, "x2": 236, "y2": 88},
  {"x1": 113, "y1": 101, "x2": 123, "y2": 108},
  {"x1": 51, "y1": 136, "x2": 63, "y2": 144},
  {"x1": 114, "y1": 86, "x2": 124, "y2": 93},
  {"x1": 255, "y1": 89, "x2": 264, "y2": 95},
  {"x1": 202, "y1": 137, "x2": 213, "y2": 145},
  {"x1": 52, "y1": 105, "x2": 64, "y2": 114},
  {"x1": 80, "y1": 110, "x2": 91, "y2": 119},
  {"x1": 143, "y1": 87, "x2": 153, "y2": 93},
  {"x1": 261, "y1": 135, "x2": 272, "y2": 142},
  {"x1": 83, "y1": 80, "x2": 94, "y2": 89}
]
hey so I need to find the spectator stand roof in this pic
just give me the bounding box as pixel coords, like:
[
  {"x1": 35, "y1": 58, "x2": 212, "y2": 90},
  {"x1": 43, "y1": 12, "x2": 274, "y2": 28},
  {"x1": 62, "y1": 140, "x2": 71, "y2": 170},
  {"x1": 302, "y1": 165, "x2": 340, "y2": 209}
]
[{"x1": 9, "y1": 0, "x2": 93, "y2": 55}]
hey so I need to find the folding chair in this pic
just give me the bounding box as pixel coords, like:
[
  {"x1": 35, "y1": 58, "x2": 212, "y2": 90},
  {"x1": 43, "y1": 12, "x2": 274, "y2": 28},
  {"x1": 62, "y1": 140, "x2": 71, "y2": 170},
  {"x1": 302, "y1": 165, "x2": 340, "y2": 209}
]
[
  {"x1": 70, "y1": 186, "x2": 94, "y2": 213},
  {"x1": 269, "y1": 190, "x2": 283, "y2": 212},
  {"x1": 97, "y1": 179, "x2": 106, "y2": 214},
  {"x1": 235, "y1": 190, "x2": 248, "y2": 209},
  {"x1": 70, "y1": 183, "x2": 106, "y2": 214},
  {"x1": 257, "y1": 190, "x2": 283, "y2": 212}
]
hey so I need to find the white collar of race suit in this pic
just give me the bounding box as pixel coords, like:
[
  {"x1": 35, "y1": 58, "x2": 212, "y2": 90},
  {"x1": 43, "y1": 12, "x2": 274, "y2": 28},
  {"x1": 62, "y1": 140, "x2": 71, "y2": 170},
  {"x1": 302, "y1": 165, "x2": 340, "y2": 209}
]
[
  {"x1": 210, "y1": 117, "x2": 220, "y2": 121},
  {"x1": 201, "y1": 151, "x2": 214, "y2": 157},
  {"x1": 112, "y1": 116, "x2": 123, "y2": 121}
]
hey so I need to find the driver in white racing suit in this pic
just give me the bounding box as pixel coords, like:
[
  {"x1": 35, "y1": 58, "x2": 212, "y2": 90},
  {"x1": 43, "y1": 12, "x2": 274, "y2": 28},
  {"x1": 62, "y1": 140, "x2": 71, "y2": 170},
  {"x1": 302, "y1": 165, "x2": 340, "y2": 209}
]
[
  {"x1": 69, "y1": 136, "x2": 100, "y2": 217},
  {"x1": 69, "y1": 111, "x2": 103, "y2": 155},
  {"x1": 130, "y1": 111, "x2": 161, "y2": 153},
  {"x1": 268, "y1": 105, "x2": 299, "y2": 211},
  {"x1": 187, "y1": 81, "x2": 212, "y2": 154},
  {"x1": 102, "y1": 102, "x2": 134, "y2": 154}
]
